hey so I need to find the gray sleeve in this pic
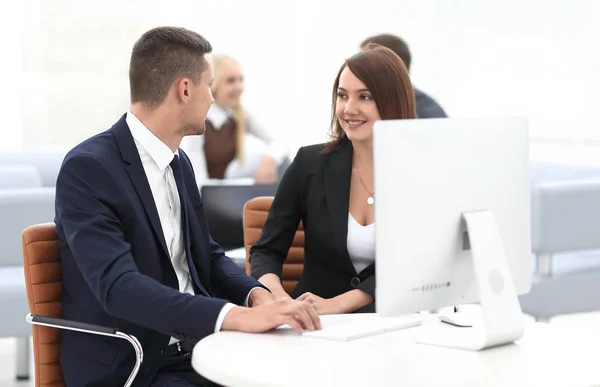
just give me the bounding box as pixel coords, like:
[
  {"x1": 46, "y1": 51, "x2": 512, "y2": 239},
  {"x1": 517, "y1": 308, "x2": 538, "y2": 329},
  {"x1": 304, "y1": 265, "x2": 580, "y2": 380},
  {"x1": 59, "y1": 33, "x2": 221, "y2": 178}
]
[
  {"x1": 246, "y1": 112, "x2": 274, "y2": 143},
  {"x1": 245, "y1": 112, "x2": 289, "y2": 163}
]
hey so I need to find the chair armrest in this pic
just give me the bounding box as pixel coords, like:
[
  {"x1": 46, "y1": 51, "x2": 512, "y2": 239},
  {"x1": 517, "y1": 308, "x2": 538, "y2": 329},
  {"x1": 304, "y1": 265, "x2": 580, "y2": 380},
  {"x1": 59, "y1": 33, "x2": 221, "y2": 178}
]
[
  {"x1": 27, "y1": 314, "x2": 117, "y2": 335},
  {"x1": 26, "y1": 313, "x2": 143, "y2": 387}
]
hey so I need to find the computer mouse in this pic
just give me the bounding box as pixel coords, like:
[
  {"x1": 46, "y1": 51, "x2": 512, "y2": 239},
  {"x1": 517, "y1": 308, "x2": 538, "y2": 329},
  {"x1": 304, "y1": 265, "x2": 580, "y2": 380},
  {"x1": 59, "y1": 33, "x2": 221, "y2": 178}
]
[{"x1": 438, "y1": 314, "x2": 473, "y2": 328}]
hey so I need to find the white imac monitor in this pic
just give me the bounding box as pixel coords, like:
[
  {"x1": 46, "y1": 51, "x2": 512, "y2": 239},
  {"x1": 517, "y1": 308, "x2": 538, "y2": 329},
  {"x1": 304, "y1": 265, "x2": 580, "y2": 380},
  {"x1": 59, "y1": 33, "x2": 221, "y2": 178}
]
[{"x1": 373, "y1": 117, "x2": 531, "y2": 350}]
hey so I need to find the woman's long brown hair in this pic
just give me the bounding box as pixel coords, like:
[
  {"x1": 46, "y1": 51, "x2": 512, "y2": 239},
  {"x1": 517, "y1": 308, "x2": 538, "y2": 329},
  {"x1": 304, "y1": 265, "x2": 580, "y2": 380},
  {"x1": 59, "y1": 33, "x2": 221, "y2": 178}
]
[{"x1": 323, "y1": 44, "x2": 417, "y2": 153}]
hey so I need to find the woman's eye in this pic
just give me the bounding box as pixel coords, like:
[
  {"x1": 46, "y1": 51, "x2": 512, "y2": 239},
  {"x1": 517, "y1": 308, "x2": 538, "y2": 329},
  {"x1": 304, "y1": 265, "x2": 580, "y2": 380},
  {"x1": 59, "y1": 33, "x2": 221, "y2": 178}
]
[
  {"x1": 362, "y1": 94, "x2": 373, "y2": 100},
  {"x1": 337, "y1": 93, "x2": 347, "y2": 99}
]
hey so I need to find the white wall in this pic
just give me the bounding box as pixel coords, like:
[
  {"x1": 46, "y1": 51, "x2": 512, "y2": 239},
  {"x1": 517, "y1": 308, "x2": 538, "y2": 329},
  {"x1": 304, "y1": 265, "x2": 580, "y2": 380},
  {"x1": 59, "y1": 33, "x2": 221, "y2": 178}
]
[
  {"x1": 15, "y1": 0, "x2": 437, "y2": 148},
  {"x1": 0, "y1": 1, "x2": 26, "y2": 150},
  {"x1": 2, "y1": 0, "x2": 600, "y2": 158},
  {"x1": 429, "y1": 0, "x2": 600, "y2": 142}
]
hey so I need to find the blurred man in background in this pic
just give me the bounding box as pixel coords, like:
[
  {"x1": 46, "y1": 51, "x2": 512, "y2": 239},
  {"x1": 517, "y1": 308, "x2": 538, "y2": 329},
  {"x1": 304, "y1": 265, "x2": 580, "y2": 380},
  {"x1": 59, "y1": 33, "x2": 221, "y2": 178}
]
[{"x1": 360, "y1": 34, "x2": 447, "y2": 119}]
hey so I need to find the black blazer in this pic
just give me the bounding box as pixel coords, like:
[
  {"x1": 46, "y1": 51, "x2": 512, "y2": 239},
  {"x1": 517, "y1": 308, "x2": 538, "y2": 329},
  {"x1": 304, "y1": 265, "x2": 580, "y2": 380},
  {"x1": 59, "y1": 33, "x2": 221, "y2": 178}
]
[
  {"x1": 55, "y1": 114, "x2": 262, "y2": 386},
  {"x1": 250, "y1": 138, "x2": 375, "y2": 309}
]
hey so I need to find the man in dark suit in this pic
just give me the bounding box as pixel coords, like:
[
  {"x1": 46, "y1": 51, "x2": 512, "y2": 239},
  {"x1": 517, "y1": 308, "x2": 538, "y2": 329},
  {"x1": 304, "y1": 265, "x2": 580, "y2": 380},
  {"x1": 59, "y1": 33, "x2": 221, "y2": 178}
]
[
  {"x1": 360, "y1": 34, "x2": 447, "y2": 119},
  {"x1": 55, "y1": 26, "x2": 320, "y2": 387}
]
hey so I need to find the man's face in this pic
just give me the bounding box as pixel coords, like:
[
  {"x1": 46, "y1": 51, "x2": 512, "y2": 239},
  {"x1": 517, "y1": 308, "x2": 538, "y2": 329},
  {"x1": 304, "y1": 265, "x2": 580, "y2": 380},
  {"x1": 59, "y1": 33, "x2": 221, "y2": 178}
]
[{"x1": 181, "y1": 54, "x2": 215, "y2": 136}]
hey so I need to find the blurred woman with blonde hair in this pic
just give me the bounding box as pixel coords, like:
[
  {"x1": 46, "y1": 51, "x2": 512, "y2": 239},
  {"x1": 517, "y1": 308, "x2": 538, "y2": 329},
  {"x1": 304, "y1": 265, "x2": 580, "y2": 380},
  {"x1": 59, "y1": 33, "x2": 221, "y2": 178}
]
[{"x1": 180, "y1": 54, "x2": 288, "y2": 186}]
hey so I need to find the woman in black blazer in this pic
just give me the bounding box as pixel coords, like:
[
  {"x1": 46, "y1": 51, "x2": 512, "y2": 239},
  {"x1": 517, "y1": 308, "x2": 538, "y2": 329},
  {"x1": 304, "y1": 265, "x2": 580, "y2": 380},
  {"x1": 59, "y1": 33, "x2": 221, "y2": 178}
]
[{"x1": 250, "y1": 44, "x2": 417, "y2": 314}]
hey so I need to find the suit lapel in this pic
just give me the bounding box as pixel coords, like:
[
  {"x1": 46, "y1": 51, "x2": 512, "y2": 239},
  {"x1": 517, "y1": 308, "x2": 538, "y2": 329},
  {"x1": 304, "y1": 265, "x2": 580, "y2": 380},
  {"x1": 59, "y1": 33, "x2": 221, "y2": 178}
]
[
  {"x1": 323, "y1": 139, "x2": 358, "y2": 275},
  {"x1": 112, "y1": 114, "x2": 170, "y2": 258}
]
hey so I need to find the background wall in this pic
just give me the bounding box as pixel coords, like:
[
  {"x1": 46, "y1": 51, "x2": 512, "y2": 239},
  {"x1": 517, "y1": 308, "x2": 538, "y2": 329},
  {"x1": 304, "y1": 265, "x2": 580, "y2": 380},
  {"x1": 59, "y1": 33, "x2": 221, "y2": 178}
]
[{"x1": 1, "y1": 0, "x2": 599, "y2": 161}]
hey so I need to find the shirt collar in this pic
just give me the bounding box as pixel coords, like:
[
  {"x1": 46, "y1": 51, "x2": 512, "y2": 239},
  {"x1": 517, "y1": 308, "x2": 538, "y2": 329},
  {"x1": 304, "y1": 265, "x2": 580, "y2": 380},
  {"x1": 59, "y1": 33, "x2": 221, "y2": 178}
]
[
  {"x1": 206, "y1": 103, "x2": 234, "y2": 130},
  {"x1": 126, "y1": 111, "x2": 178, "y2": 171}
]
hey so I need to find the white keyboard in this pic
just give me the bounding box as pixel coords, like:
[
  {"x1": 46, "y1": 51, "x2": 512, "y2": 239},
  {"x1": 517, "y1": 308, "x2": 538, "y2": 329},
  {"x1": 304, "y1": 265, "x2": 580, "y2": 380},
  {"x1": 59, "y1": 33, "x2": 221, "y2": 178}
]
[{"x1": 302, "y1": 314, "x2": 422, "y2": 341}]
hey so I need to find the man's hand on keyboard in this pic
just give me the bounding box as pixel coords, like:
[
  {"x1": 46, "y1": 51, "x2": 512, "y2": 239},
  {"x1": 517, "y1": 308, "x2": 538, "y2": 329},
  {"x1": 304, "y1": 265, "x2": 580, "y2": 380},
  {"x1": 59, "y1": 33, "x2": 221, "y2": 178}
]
[
  {"x1": 221, "y1": 298, "x2": 322, "y2": 333},
  {"x1": 297, "y1": 292, "x2": 343, "y2": 315}
]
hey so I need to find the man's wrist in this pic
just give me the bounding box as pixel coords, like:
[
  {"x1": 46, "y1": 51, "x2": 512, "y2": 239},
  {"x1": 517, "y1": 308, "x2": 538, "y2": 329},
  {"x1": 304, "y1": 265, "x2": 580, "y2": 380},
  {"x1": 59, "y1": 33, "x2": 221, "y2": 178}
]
[
  {"x1": 215, "y1": 303, "x2": 238, "y2": 332},
  {"x1": 221, "y1": 306, "x2": 245, "y2": 331}
]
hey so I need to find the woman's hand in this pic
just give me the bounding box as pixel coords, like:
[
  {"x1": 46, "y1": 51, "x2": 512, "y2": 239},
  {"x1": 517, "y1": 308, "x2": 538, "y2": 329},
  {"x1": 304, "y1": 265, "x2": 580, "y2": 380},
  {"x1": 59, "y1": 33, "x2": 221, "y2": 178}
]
[
  {"x1": 297, "y1": 292, "x2": 345, "y2": 315},
  {"x1": 255, "y1": 155, "x2": 277, "y2": 184},
  {"x1": 297, "y1": 289, "x2": 374, "y2": 315}
]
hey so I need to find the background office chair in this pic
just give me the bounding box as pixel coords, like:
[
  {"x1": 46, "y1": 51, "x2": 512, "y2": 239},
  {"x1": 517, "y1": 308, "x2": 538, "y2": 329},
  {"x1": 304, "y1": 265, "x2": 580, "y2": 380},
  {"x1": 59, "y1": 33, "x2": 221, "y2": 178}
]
[
  {"x1": 21, "y1": 222, "x2": 143, "y2": 387},
  {"x1": 242, "y1": 197, "x2": 304, "y2": 295},
  {"x1": 0, "y1": 167, "x2": 54, "y2": 381},
  {"x1": 519, "y1": 162, "x2": 600, "y2": 321},
  {"x1": 202, "y1": 184, "x2": 278, "y2": 250}
]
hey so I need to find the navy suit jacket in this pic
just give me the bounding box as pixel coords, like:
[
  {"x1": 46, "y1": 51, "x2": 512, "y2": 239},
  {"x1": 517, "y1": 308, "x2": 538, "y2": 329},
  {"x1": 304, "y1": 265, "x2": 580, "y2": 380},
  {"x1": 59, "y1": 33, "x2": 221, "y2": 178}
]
[{"x1": 55, "y1": 114, "x2": 262, "y2": 386}]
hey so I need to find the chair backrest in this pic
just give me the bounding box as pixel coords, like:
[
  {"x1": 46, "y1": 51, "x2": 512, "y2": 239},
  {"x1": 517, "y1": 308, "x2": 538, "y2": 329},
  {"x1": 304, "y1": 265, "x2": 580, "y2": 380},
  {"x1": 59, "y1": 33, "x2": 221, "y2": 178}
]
[
  {"x1": 0, "y1": 165, "x2": 43, "y2": 189},
  {"x1": 243, "y1": 197, "x2": 304, "y2": 295},
  {"x1": 0, "y1": 188, "x2": 56, "y2": 267},
  {"x1": 0, "y1": 149, "x2": 68, "y2": 187},
  {"x1": 22, "y1": 223, "x2": 64, "y2": 387},
  {"x1": 530, "y1": 161, "x2": 600, "y2": 187}
]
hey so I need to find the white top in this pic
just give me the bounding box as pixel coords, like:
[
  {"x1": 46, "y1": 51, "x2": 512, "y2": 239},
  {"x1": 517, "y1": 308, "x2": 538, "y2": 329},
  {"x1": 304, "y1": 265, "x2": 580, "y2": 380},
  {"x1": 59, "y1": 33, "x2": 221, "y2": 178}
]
[
  {"x1": 179, "y1": 104, "x2": 289, "y2": 187},
  {"x1": 347, "y1": 213, "x2": 375, "y2": 273},
  {"x1": 126, "y1": 112, "x2": 238, "y2": 338},
  {"x1": 191, "y1": 314, "x2": 600, "y2": 387}
]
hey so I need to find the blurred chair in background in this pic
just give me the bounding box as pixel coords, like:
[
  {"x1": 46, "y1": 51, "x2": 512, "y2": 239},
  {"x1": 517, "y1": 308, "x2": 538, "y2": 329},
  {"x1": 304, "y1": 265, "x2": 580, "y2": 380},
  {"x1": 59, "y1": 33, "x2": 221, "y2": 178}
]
[
  {"x1": 0, "y1": 164, "x2": 57, "y2": 381},
  {"x1": 202, "y1": 184, "x2": 278, "y2": 260},
  {"x1": 521, "y1": 161, "x2": 600, "y2": 321},
  {"x1": 0, "y1": 148, "x2": 68, "y2": 187}
]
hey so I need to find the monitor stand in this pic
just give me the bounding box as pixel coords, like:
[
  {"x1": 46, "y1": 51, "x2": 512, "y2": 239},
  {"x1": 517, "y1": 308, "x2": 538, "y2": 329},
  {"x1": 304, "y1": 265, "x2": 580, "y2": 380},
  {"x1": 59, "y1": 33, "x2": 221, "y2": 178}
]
[{"x1": 415, "y1": 210, "x2": 525, "y2": 351}]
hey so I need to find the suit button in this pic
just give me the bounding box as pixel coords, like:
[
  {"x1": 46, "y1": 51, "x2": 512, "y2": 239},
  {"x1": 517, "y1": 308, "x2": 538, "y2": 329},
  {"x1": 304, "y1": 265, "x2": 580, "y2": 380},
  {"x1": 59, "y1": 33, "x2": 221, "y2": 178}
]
[{"x1": 351, "y1": 277, "x2": 361, "y2": 287}]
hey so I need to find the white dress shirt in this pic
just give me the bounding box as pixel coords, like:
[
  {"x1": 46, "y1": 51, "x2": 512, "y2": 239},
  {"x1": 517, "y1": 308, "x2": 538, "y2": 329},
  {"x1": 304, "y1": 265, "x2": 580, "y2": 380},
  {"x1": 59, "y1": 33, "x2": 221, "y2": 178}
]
[
  {"x1": 347, "y1": 213, "x2": 376, "y2": 273},
  {"x1": 126, "y1": 112, "x2": 244, "y2": 342}
]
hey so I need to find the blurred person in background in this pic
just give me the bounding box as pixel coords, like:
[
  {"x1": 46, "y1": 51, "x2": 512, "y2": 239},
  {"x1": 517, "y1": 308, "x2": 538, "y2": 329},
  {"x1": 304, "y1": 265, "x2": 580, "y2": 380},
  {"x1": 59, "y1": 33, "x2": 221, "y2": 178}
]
[
  {"x1": 180, "y1": 54, "x2": 288, "y2": 187},
  {"x1": 360, "y1": 33, "x2": 447, "y2": 119}
]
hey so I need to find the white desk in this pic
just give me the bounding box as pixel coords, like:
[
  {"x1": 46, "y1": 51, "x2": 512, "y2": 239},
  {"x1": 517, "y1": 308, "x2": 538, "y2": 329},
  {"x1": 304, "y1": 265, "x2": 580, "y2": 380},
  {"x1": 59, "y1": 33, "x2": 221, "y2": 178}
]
[{"x1": 192, "y1": 314, "x2": 600, "y2": 387}]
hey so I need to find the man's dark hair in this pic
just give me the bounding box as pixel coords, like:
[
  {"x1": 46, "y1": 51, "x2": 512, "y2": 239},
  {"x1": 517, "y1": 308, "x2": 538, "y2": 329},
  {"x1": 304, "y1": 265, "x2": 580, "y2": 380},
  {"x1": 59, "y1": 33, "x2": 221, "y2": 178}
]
[
  {"x1": 360, "y1": 34, "x2": 411, "y2": 71},
  {"x1": 129, "y1": 26, "x2": 212, "y2": 107}
]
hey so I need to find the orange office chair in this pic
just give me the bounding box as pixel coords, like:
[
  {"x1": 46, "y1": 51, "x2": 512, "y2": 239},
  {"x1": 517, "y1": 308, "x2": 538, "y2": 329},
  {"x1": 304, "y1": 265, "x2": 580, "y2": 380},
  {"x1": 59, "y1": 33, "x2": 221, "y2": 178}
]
[
  {"x1": 21, "y1": 223, "x2": 143, "y2": 387},
  {"x1": 242, "y1": 197, "x2": 304, "y2": 295}
]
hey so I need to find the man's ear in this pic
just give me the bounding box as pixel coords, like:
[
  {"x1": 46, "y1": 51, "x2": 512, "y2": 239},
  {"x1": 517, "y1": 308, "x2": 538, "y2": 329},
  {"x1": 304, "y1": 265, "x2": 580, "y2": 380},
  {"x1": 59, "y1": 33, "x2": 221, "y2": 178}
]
[{"x1": 177, "y1": 78, "x2": 190, "y2": 102}]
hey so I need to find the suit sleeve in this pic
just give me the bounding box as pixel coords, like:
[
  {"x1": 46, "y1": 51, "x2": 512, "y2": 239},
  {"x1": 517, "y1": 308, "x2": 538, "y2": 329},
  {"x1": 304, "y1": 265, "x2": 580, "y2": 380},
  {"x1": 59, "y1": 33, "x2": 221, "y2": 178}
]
[
  {"x1": 357, "y1": 274, "x2": 375, "y2": 300},
  {"x1": 416, "y1": 96, "x2": 447, "y2": 119},
  {"x1": 56, "y1": 154, "x2": 227, "y2": 341},
  {"x1": 250, "y1": 147, "x2": 305, "y2": 280},
  {"x1": 207, "y1": 228, "x2": 269, "y2": 305}
]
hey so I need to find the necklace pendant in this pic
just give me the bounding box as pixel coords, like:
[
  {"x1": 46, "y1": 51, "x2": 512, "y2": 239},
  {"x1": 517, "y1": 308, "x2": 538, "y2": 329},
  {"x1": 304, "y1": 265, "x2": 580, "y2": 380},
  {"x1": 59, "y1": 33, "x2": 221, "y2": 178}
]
[{"x1": 367, "y1": 196, "x2": 375, "y2": 205}]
